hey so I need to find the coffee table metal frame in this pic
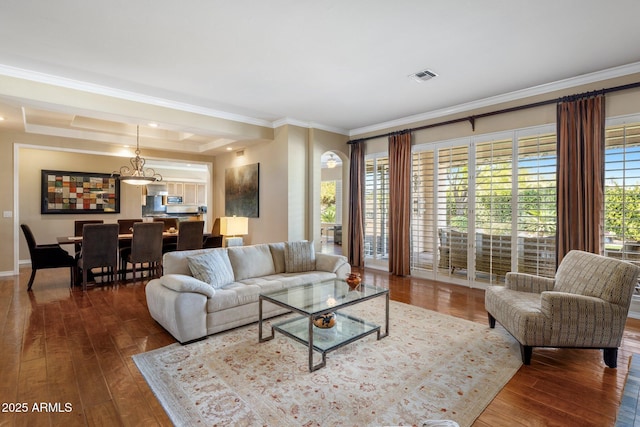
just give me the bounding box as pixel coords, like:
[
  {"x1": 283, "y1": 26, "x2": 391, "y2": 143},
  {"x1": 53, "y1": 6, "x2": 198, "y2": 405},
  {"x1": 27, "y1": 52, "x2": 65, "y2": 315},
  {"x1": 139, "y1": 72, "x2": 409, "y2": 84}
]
[{"x1": 258, "y1": 279, "x2": 389, "y2": 372}]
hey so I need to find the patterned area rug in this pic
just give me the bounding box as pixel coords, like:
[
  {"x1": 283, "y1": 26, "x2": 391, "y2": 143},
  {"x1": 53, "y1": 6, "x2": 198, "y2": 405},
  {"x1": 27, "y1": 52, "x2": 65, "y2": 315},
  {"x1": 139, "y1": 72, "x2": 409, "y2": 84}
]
[{"x1": 133, "y1": 300, "x2": 521, "y2": 427}]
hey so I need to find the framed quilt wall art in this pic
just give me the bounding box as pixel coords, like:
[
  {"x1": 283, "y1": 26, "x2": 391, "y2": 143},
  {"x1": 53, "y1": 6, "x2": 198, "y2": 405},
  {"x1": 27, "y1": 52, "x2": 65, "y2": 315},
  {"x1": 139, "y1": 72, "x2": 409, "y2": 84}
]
[{"x1": 41, "y1": 170, "x2": 121, "y2": 214}]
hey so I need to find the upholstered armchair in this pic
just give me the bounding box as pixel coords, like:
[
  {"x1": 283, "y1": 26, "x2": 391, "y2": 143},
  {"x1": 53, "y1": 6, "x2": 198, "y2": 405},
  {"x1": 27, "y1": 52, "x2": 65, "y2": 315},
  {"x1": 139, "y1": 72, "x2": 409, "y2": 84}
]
[{"x1": 485, "y1": 250, "x2": 640, "y2": 368}]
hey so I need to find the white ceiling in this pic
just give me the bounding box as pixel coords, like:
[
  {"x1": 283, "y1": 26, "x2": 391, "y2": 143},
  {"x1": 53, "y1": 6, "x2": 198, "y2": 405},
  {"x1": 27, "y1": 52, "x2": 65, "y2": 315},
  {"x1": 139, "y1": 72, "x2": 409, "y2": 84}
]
[{"x1": 1, "y1": 1, "x2": 640, "y2": 155}]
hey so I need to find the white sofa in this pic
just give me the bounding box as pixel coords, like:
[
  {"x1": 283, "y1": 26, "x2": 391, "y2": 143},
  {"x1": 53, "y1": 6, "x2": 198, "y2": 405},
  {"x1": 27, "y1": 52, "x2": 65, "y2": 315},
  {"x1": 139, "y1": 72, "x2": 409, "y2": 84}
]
[{"x1": 145, "y1": 241, "x2": 351, "y2": 343}]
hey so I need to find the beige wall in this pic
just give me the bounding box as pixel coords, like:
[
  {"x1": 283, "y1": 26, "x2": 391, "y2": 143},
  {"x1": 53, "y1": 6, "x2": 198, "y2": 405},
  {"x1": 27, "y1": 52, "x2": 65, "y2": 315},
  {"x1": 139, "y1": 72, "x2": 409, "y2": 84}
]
[{"x1": 211, "y1": 125, "x2": 349, "y2": 249}]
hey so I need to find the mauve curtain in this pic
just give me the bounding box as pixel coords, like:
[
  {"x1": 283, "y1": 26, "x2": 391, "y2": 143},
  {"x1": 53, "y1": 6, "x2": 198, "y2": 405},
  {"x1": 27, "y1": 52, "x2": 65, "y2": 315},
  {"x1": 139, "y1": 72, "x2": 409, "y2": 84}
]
[
  {"x1": 388, "y1": 131, "x2": 411, "y2": 276},
  {"x1": 348, "y1": 141, "x2": 365, "y2": 267},
  {"x1": 556, "y1": 94, "x2": 605, "y2": 265}
]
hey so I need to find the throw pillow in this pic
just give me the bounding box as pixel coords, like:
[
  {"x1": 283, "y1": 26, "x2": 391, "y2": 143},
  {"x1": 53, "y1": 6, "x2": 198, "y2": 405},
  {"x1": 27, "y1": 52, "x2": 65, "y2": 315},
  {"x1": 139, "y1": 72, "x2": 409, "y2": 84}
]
[
  {"x1": 187, "y1": 249, "x2": 235, "y2": 289},
  {"x1": 284, "y1": 240, "x2": 316, "y2": 273}
]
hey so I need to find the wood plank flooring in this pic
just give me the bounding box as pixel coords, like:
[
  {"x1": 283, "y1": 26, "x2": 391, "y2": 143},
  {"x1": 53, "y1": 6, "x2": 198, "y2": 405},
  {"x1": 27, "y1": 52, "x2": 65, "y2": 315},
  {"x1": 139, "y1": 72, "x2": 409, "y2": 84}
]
[{"x1": 1, "y1": 264, "x2": 639, "y2": 426}]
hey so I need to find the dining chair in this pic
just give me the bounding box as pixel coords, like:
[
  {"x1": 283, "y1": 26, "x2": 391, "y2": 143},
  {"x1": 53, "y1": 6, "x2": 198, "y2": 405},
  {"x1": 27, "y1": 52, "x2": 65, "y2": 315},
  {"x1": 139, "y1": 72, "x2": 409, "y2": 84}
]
[
  {"x1": 77, "y1": 223, "x2": 119, "y2": 291},
  {"x1": 73, "y1": 220, "x2": 104, "y2": 255},
  {"x1": 20, "y1": 224, "x2": 77, "y2": 291},
  {"x1": 153, "y1": 217, "x2": 178, "y2": 231},
  {"x1": 203, "y1": 217, "x2": 223, "y2": 248},
  {"x1": 177, "y1": 220, "x2": 205, "y2": 251},
  {"x1": 121, "y1": 222, "x2": 164, "y2": 281}
]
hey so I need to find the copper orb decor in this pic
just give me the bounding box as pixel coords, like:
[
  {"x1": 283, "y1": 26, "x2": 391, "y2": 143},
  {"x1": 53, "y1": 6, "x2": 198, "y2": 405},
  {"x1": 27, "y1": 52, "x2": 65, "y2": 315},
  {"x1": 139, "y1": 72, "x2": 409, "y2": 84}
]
[
  {"x1": 313, "y1": 312, "x2": 337, "y2": 329},
  {"x1": 346, "y1": 273, "x2": 362, "y2": 290}
]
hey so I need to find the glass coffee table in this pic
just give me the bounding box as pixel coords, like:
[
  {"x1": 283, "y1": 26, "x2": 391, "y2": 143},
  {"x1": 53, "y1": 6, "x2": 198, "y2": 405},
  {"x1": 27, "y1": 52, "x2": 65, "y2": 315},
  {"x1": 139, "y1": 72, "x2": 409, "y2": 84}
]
[{"x1": 259, "y1": 279, "x2": 389, "y2": 371}]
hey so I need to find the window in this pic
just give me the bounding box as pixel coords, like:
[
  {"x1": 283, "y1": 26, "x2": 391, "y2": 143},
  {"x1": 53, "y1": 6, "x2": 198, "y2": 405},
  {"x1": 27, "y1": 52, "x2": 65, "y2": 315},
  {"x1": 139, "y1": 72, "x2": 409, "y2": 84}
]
[
  {"x1": 410, "y1": 149, "x2": 435, "y2": 271},
  {"x1": 364, "y1": 156, "x2": 389, "y2": 265},
  {"x1": 474, "y1": 138, "x2": 513, "y2": 283},
  {"x1": 604, "y1": 121, "x2": 640, "y2": 273},
  {"x1": 516, "y1": 133, "x2": 557, "y2": 278}
]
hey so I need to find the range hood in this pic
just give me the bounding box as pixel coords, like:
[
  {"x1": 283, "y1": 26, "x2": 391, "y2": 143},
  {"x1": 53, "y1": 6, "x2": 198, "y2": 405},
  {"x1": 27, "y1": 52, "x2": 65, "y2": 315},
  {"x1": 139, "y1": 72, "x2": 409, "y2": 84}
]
[
  {"x1": 146, "y1": 183, "x2": 168, "y2": 196},
  {"x1": 166, "y1": 205, "x2": 199, "y2": 214}
]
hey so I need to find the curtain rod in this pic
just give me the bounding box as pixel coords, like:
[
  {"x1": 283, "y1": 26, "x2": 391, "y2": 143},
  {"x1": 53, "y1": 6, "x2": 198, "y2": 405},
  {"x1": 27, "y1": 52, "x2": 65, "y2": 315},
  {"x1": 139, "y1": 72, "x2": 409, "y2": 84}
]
[{"x1": 347, "y1": 81, "x2": 640, "y2": 145}]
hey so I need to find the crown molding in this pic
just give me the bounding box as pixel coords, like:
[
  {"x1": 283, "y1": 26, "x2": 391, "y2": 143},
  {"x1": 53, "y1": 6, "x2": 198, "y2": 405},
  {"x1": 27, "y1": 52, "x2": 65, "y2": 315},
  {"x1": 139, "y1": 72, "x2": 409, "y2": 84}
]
[
  {"x1": 349, "y1": 61, "x2": 640, "y2": 137},
  {"x1": 0, "y1": 64, "x2": 274, "y2": 128},
  {"x1": 271, "y1": 117, "x2": 349, "y2": 135}
]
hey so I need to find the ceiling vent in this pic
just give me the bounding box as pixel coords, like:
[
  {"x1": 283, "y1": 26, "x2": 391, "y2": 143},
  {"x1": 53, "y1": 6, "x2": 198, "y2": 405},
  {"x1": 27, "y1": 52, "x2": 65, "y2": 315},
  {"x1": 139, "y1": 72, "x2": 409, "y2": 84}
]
[{"x1": 409, "y1": 69, "x2": 438, "y2": 83}]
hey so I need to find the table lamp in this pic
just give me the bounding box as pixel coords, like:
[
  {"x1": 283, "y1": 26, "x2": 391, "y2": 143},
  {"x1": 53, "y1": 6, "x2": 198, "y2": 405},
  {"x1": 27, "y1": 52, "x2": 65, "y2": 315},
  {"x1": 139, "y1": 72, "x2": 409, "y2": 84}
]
[{"x1": 220, "y1": 216, "x2": 248, "y2": 247}]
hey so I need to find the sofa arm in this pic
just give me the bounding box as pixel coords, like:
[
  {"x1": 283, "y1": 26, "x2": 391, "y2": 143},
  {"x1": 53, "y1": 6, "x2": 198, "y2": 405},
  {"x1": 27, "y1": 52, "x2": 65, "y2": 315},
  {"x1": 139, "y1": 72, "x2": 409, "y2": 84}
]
[
  {"x1": 316, "y1": 253, "x2": 350, "y2": 278},
  {"x1": 540, "y1": 291, "x2": 627, "y2": 347},
  {"x1": 145, "y1": 278, "x2": 209, "y2": 343},
  {"x1": 505, "y1": 272, "x2": 555, "y2": 294},
  {"x1": 160, "y1": 274, "x2": 216, "y2": 298}
]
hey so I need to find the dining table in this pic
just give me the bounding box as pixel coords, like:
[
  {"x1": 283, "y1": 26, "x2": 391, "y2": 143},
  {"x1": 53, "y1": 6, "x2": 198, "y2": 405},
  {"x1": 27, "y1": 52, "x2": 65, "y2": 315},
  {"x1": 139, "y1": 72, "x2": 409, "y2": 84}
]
[{"x1": 56, "y1": 231, "x2": 211, "y2": 246}]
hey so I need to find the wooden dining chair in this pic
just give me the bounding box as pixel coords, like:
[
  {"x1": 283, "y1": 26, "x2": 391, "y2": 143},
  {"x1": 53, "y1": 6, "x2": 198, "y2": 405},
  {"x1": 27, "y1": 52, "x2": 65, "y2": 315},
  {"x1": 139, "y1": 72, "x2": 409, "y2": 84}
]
[
  {"x1": 77, "y1": 223, "x2": 119, "y2": 291},
  {"x1": 20, "y1": 224, "x2": 77, "y2": 291},
  {"x1": 121, "y1": 222, "x2": 164, "y2": 281}
]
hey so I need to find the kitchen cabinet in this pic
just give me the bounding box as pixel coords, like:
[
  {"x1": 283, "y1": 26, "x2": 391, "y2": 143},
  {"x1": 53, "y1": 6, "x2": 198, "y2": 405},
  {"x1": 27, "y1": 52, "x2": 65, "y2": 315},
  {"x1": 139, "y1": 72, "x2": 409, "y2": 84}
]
[
  {"x1": 197, "y1": 184, "x2": 206, "y2": 205},
  {"x1": 183, "y1": 183, "x2": 197, "y2": 205},
  {"x1": 167, "y1": 182, "x2": 183, "y2": 197},
  {"x1": 166, "y1": 181, "x2": 206, "y2": 205}
]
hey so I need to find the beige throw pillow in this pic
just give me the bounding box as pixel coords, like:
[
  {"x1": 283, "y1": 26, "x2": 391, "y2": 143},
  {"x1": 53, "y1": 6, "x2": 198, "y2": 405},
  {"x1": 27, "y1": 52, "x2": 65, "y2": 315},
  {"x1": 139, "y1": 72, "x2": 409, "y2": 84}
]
[
  {"x1": 187, "y1": 249, "x2": 235, "y2": 289},
  {"x1": 284, "y1": 240, "x2": 316, "y2": 273}
]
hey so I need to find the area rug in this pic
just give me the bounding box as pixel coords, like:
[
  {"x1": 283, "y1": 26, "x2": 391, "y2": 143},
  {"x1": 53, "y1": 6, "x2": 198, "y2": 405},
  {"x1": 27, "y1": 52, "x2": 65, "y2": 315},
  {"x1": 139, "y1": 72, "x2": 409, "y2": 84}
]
[{"x1": 133, "y1": 300, "x2": 521, "y2": 426}]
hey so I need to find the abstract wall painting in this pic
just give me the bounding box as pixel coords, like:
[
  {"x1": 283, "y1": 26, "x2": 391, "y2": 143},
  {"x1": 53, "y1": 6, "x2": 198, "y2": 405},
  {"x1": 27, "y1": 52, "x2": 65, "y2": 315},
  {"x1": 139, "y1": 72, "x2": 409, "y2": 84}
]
[{"x1": 225, "y1": 163, "x2": 259, "y2": 218}]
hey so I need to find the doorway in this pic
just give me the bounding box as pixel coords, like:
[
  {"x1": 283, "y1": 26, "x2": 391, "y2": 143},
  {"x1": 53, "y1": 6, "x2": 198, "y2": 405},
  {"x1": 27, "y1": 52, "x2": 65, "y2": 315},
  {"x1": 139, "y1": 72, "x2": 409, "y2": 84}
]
[{"x1": 320, "y1": 151, "x2": 343, "y2": 255}]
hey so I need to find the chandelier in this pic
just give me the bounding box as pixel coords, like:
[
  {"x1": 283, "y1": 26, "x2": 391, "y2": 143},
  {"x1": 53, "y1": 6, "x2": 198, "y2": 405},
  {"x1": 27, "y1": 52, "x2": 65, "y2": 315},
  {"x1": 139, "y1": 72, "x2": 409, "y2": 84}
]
[{"x1": 114, "y1": 125, "x2": 162, "y2": 185}]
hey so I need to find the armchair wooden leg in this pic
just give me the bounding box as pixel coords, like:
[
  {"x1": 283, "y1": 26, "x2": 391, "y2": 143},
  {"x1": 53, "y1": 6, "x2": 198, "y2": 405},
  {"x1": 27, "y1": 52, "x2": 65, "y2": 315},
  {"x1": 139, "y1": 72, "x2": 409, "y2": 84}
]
[
  {"x1": 603, "y1": 348, "x2": 618, "y2": 368},
  {"x1": 27, "y1": 269, "x2": 37, "y2": 291},
  {"x1": 488, "y1": 312, "x2": 496, "y2": 328},
  {"x1": 520, "y1": 344, "x2": 532, "y2": 365}
]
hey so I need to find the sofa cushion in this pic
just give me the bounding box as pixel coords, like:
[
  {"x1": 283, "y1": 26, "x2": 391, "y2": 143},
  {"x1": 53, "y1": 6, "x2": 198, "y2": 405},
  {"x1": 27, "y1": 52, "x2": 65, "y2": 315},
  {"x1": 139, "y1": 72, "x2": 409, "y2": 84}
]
[
  {"x1": 227, "y1": 244, "x2": 276, "y2": 280},
  {"x1": 187, "y1": 250, "x2": 235, "y2": 289},
  {"x1": 284, "y1": 241, "x2": 316, "y2": 273},
  {"x1": 269, "y1": 242, "x2": 286, "y2": 273}
]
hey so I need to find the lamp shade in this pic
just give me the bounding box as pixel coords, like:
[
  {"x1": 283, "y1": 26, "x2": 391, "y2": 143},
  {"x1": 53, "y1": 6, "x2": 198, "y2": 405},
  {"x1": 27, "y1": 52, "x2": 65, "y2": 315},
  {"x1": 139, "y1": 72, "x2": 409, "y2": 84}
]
[{"x1": 220, "y1": 216, "x2": 248, "y2": 236}]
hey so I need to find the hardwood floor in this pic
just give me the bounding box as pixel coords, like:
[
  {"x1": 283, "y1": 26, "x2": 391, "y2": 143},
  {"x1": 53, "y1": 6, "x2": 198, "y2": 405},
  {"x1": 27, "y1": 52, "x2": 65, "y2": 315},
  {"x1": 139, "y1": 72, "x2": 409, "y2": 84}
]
[{"x1": 1, "y1": 265, "x2": 639, "y2": 426}]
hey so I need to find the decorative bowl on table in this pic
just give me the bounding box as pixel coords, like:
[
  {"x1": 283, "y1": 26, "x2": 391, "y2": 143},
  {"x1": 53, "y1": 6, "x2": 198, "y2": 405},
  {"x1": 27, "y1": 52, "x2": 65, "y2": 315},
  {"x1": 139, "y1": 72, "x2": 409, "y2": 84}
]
[
  {"x1": 346, "y1": 273, "x2": 362, "y2": 290},
  {"x1": 313, "y1": 312, "x2": 336, "y2": 329}
]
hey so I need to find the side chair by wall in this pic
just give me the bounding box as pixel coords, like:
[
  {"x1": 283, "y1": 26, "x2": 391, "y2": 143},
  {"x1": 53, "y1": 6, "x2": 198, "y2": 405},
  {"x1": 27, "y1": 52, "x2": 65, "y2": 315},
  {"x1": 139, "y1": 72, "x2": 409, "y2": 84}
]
[
  {"x1": 20, "y1": 224, "x2": 77, "y2": 291},
  {"x1": 485, "y1": 250, "x2": 640, "y2": 368}
]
